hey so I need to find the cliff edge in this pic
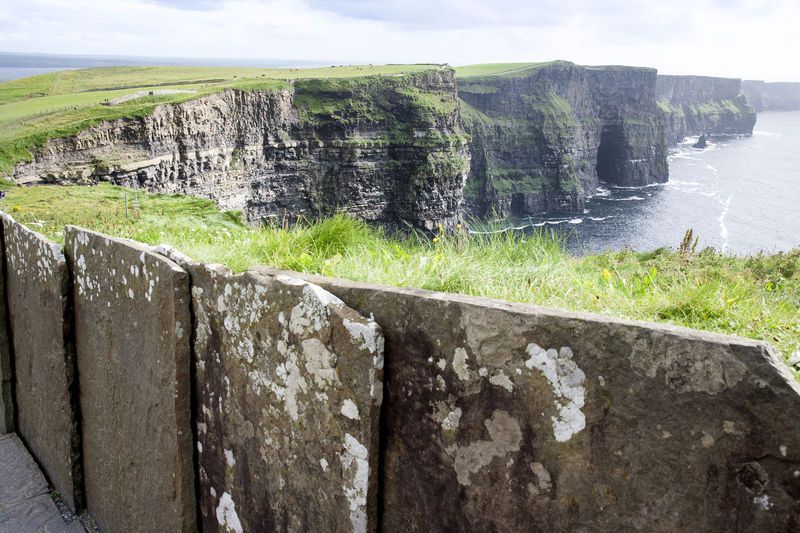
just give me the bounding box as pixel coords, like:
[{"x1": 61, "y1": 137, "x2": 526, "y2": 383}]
[
  {"x1": 458, "y1": 61, "x2": 668, "y2": 218},
  {"x1": 741, "y1": 80, "x2": 800, "y2": 112},
  {"x1": 656, "y1": 75, "x2": 756, "y2": 144},
  {"x1": 11, "y1": 67, "x2": 469, "y2": 232}
]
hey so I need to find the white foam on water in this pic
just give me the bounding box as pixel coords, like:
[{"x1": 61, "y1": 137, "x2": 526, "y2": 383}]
[
  {"x1": 605, "y1": 196, "x2": 646, "y2": 201},
  {"x1": 718, "y1": 196, "x2": 732, "y2": 253},
  {"x1": 589, "y1": 186, "x2": 611, "y2": 198}
]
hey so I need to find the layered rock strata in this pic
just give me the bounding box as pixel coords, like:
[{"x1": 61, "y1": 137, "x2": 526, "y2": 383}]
[{"x1": 14, "y1": 69, "x2": 469, "y2": 232}]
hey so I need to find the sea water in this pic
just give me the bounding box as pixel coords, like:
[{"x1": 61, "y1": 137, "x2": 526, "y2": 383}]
[{"x1": 518, "y1": 111, "x2": 800, "y2": 255}]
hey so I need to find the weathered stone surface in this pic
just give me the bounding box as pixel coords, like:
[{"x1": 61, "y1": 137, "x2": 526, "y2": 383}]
[
  {"x1": 0, "y1": 434, "x2": 84, "y2": 532},
  {"x1": 0, "y1": 434, "x2": 49, "y2": 511},
  {"x1": 0, "y1": 494, "x2": 85, "y2": 533},
  {"x1": 65, "y1": 228, "x2": 195, "y2": 533},
  {"x1": 1, "y1": 215, "x2": 82, "y2": 512},
  {"x1": 158, "y1": 247, "x2": 384, "y2": 532},
  {"x1": 261, "y1": 268, "x2": 800, "y2": 532},
  {"x1": 0, "y1": 217, "x2": 14, "y2": 436}
]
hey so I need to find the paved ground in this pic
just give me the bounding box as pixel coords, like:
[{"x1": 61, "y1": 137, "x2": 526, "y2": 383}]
[{"x1": 0, "y1": 434, "x2": 85, "y2": 532}]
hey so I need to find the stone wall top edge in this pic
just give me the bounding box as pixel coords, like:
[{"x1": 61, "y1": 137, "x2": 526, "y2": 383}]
[{"x1": 254, "y1": 266, "x2": 774, "y2": 353}]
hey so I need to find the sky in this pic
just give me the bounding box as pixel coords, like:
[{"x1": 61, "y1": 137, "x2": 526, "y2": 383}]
[{"x1": 0, "y1": 0, "x2": 798, "y2": 81}]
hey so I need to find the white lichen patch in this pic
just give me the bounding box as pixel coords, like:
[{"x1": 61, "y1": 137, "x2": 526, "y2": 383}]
[
  {"x1": 441, "y1": 408, "x2": 462, "y2": 431},
  {"x1": 216, "y1": 491, "x2": 244, "y2": 533},
  {"x1": 341, "y1": 399, "x2": 360, "y2": 420},
  {"x1": 529, "y1": 462, "x2": 552, "y2": 495},
  {"x1": 753, "y1": 494, "x2": 772, "y2": 510},
  {"x1": 525, "y1": 344, "x2": 586, "y2": 442},
  {"x1": 288, "y1": 282, "x2": 343, "y2": 335},
  {"x1": 489, "y1": 371, "x2": 514, "y2": 393},
  {"x1": 343, "y1": 318, "x2": 383, "y2": 355},
  {"x1": 302, "y1": 338, "x2": 339, "y2": 389},
  {"x1": 448, "y1": 410, "x2": 522, "y2": 486},
  {"x1": 453, "y1": 348, "x2": 470, "y2": 381},
  {"x1": 224, "y1": 448, "x2": 236, "y2": 467},
  {"x1": 340, "y1": 433, "x2": 370, "y2": 533}
]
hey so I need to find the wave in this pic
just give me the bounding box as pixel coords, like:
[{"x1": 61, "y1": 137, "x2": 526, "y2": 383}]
[
  {"x1": 718, "y1": 196, "x2": 732, "y2": 253},
  {"x1": 604, "y1": 196, "x2": 646, "y2": 201},
  {"x1": 754, "y1": 130, "x2": 780, "y2": 138},
  {"x1": 668, "y1": 180, "x2": 702, "y2": 187},
  {"x1": 589, "y1": 186, "x2": 611, "y2": 198},
  {"x1": 605, "y1": 183, "x2": 662, "y2": 191},
  {"x1": 669, "y1": 152, "x2": 701, "y2": 161}
]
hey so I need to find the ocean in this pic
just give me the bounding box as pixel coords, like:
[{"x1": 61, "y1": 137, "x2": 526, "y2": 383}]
[{"x1": 516, "y1": 111, "x2": 800, "y2": 255}]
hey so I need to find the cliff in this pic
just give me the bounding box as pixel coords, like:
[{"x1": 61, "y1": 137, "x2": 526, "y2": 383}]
[
  {"x1": 12, "y1": 68, "x2": 469, "y2": 232},
  {"x1": 741, "y1": 80, "x2": 800, "y2": 111},
  {"x1": 458, "y1": 62, "x2": 668, "y2": 218},
  {"x1": 656, "y1": 75, "x2": 756, "y2": 144}
]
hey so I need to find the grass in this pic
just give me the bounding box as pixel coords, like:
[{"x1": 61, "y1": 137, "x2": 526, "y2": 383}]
[
  {"x1": 0, "y1": 64, "x2": 441, "y2": 175},
  {"x1": 1, "y1": 182, "x2": 797, "y2": 367},
  {"x1": 455, "y1": 62, "x2": 558, "y2": 78}
]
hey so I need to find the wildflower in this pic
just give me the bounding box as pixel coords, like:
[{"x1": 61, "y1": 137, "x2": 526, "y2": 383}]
[
  {"x1": 433, "y1": 237, "x2": 440, "y2": 243},
  {"x1": 456, "y1": 223, "x2": 462, "y2": 231},
  {"x1": 437, "y1": 223, "x2": 444, "y2": 232}
]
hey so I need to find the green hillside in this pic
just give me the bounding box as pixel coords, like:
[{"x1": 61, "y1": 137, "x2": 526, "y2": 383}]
[
  {"x1": 0, "y1": 64, "x2": 440, "y2": 175},
  {"x1": 454, "y1": 61, "x2": 559, "y2": 78}
]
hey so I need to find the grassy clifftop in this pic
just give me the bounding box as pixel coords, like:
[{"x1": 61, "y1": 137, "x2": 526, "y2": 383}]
[
  {"x1": 0, "y1": 64, "x2": 442, "y2": 175},
  {"x1": 1, "y1": 181, "x2": 797, "y2": 368}
]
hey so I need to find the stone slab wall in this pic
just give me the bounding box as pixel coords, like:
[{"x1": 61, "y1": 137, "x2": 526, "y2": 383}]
[
  {"x1": 260, "y1": 268, "x2": 800, "y2": 533},
  {"x1": 2, "y1": 215, "x2": 800, "y2": 532},
  {"x1": 64, "y1": 228, "x2": 195, "y2": 533},
  {"x1": 0, "y1": 223, "x2": 13, "y2": 436},
  {"x1": 157, "y1": 248, "x2": 384, "y2": 533},
  {"x1": 1, "y1": 215, "x2": 82, "y2": 512}
]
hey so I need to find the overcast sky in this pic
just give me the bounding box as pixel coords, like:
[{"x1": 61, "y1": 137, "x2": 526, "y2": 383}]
[{"x1": 0, "y1": 0, "x2": 797, "y2": 81}]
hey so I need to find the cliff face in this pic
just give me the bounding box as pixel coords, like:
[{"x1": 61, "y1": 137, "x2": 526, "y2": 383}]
[
  {"x1": 741, "y1": 80, "x2": 800, "y2": 111},
  {"x1": 13, "y1": 68, "x2": 469, "y2": 232},
  {"x1": 459, "y1": 62, "x2": 668, "y2": 218},
  {"x1": 656, "y1": 75, "x2": 756, "y2": 144}
]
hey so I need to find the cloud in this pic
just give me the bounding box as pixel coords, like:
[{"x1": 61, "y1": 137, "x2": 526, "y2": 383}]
[
  {"x1": 143, "y1": 0, "x2": 220, "y2": 9},
  {"x1": 0, "y1": 0, "x2": 797, "y2": 81},
  {"x1": 304, "y1": 0, "x2": 569, "y2": 29}
]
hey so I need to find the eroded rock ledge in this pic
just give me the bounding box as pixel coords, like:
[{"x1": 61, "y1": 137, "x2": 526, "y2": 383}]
[{"x1": 13, "y1": 68, "x2": 469, "y2": 232}]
